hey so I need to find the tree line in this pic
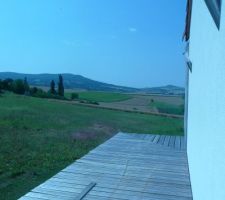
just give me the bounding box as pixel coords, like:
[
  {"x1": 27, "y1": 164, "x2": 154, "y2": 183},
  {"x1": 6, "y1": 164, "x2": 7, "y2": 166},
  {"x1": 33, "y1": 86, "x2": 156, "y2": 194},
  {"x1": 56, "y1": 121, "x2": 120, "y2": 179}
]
[{"x1": 0, "y1": 74, "x2": 65, "y2": 99}]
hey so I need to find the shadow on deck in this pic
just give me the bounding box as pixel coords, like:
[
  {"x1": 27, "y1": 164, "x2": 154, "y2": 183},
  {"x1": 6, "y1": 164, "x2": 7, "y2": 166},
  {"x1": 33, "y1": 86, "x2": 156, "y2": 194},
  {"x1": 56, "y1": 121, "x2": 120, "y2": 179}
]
[{"x1": 19, "y1": 132, "x2": 192, "y2": 200}]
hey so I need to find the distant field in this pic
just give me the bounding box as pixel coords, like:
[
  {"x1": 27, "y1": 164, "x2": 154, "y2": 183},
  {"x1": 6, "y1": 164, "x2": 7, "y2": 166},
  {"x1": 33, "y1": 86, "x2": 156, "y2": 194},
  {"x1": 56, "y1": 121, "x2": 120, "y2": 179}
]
[
  {"x1": 68, "y1": 91, "x2": 132, "y2": 103},
  {"x1": 99, "y1": 94, "x2": 184, "y2": 116},
  {"x1": 34, "y1": 88, "x2": 184, "y2": 116},
  {"x1": 0, "y1": 93, "x2": 183, "y2": 200},
  {"x1": 146, "y1": 94, "x2": 184, "y2": 105}
]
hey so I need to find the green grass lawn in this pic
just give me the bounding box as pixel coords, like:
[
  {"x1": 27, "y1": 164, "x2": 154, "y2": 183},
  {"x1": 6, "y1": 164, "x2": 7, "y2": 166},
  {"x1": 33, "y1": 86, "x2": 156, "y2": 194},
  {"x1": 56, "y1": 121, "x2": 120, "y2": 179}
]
[
  {"x1": 67, "y1": 91, "x2": 132, "y2": 102},
  {"x1": 0, "y1": 93, "x2": 183, "y2": 200},
  {"x1": 149, "y1": 101, "x2": 184, "y2": 115}
]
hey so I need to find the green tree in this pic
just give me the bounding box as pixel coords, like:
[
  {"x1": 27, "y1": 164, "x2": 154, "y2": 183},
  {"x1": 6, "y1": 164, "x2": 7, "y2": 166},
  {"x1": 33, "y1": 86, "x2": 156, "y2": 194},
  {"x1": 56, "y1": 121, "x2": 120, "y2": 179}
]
[
  {"x1": 0, "y1": 79, "x2": 2, "y2": 93},
  {"x1": 12, "y1": 79, "x2": 25, "y2": 94},
  {"x1": 50, "y1": 80, "x2": 56, "y2": 95},
  {"x1": 2, "y1": 78, "x2": 14, "y2": 91},
  {"x1": 58, "y1": 75, "x2": 64, "y2": 97},
  {"x1": 24, "y1": 77, "x2": 30, "y2": 94}
]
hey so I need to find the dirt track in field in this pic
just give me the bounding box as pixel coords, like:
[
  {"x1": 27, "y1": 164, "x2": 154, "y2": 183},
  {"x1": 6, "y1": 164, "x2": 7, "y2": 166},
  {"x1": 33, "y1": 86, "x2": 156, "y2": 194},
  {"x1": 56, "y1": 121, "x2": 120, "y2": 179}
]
[
  {"x1": 100, "y1": 95, "x2": 156, "y2": 113},
  {"x1": 49, "y1": 94, "x2": 184, "y2": 119},
  {"x1": 100, "y1": 94, "x2": 183, "y2": 113}
]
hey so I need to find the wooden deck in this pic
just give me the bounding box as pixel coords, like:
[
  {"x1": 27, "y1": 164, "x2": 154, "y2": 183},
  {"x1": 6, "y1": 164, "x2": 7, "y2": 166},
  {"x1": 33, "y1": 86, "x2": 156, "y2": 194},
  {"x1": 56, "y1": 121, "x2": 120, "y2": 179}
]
[{"x1": 19, "y1": 133, "x2": 192, "y2": 200}]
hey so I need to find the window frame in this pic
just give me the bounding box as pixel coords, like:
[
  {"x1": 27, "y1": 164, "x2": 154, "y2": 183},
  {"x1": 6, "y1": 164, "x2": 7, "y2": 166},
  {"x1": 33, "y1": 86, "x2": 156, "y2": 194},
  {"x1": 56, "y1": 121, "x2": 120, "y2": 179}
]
[{"x1": 204, "y1": 0, "x2": 222, "y2": 29}]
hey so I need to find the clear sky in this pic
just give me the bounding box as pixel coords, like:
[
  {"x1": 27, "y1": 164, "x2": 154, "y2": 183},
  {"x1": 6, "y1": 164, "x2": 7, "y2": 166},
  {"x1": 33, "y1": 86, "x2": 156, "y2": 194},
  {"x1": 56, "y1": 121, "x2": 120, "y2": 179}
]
[{"x1": 0, "y1": 0, "x2": 186, "y2": 88}]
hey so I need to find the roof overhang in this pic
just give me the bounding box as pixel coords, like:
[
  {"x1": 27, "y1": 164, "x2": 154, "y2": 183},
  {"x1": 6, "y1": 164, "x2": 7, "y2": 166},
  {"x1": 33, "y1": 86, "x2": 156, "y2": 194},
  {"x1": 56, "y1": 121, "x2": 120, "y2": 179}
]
[{"x1": 183, "y1": 0, "x2": 193, "y2": 41}]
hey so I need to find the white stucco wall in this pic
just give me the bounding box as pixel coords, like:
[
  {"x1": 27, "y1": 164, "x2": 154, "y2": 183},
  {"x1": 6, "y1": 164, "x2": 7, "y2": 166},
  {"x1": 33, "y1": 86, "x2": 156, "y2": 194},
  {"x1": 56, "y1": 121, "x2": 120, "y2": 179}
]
[{"x1": 187, "y1": 1, "x2": 225, "y2": 200}]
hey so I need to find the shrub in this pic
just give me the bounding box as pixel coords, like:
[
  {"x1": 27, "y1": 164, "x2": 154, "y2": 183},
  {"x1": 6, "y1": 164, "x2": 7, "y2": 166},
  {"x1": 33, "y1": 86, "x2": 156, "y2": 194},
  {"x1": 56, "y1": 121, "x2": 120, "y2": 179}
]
[
  {"x1": 32, "y1": 88, "x2": 48, "y2": 98},
  {"x1": 90, "y1": 101, "x2": 99, "y2": 105},
  {"x1": 30, "y1": 87, "x2": 38, "y2": 95},
  {"x1": 36, "y1": 89, "x2": 48, "y2": 98},
  {"x1": 71, "y1": 93, "x2": 79, "y2": 100},
  {"x1": 32, "y1": 88, "x2": 68, "y2": 100},
  {"x1": 79, "y1": 100, "x2": 99, "y2": 105}
]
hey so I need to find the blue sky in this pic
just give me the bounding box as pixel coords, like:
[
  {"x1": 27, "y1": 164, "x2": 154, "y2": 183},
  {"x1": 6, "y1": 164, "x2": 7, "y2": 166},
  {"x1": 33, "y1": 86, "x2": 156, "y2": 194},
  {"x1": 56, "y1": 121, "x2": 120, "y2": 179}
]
[{"x1": 0, "y1": 0, "x2": 186, "y2": 88}]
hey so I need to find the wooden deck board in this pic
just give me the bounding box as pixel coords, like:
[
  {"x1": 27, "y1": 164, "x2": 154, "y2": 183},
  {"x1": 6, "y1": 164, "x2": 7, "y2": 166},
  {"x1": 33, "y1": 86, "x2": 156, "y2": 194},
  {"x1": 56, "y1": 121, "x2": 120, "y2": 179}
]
[{"x1": 19, "y1": 132, "x2": 191, "y2": 200}]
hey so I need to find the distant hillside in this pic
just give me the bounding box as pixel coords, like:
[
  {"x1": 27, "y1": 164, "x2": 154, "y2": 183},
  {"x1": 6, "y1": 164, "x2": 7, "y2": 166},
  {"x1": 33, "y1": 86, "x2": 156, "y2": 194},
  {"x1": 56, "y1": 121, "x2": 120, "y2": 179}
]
[
  {"x1": 141, "y1": 85, "x2": 185, "y2": 95},
  {"x1": 0, "y1": 72, "x2": 184, "y2": 94},
  {"x1": 0, "y1": 72, "x2": 139, "y2": 93}
]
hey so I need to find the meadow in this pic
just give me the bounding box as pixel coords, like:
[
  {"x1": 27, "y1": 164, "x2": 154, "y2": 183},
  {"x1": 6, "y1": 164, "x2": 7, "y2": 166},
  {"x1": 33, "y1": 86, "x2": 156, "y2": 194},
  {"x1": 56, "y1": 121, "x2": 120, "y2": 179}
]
[
  {"x1": 0, "y1": 93, "x2": 183, "y2": 199},
  {"x1": 77, "y1": 91, "x2": 131, "y2": 102},
  {"x1": 67, "y1": 91, "x2": 185, "y2": 116}
]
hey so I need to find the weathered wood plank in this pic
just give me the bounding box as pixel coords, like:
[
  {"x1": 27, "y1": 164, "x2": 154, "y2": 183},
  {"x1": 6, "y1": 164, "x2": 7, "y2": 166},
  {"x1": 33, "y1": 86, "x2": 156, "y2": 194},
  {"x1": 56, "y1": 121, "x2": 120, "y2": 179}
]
[
  {"x1": 19, "y1": 133, "x2": 191, "y2": 200},
  {"x1": 152, "y1": 135, "x2": 161, "y2": 144},
  {"x1": 163, "y1": 136, "x2": 171, "y2": 146},
  {"x1": 169, "y1": 136, "x2": 176, "y2": 148},
  {"x1": 158, "y1": 135, "x2": 166, "y2": 145},
  {"x1": 175, "y1": 136, "x2": 181, "y2": 150}
]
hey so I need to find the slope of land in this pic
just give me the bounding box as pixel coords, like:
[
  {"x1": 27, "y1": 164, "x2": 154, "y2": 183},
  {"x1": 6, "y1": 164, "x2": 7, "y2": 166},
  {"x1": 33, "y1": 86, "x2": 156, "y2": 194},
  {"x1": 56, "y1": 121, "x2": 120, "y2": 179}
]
[
  {"x1": 141, "y1": 85, "x2": 185, "y2": 95},
  {"x1": 0, "y1": 72, "x2": 138, "y2": 92},
  {"x1": 0, "y1": 93, "x2": 183, "y2": 200}
]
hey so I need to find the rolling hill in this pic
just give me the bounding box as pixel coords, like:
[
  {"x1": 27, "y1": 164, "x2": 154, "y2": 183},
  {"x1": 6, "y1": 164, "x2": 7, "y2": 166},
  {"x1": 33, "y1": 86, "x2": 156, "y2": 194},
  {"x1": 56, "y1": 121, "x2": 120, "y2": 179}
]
[{"x1": 0, "y1": 72, "x2": 184, "y2": 94}]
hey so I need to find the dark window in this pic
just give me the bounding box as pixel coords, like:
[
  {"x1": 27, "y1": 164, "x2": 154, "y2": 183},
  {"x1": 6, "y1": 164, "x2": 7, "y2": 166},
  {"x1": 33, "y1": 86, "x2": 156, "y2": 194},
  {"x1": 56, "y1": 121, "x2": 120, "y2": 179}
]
[{"x1": 204, "y1": 0, "x2": 222, "y2": 29}]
